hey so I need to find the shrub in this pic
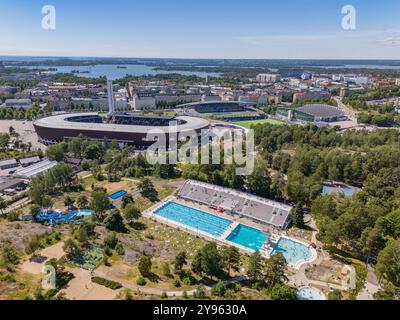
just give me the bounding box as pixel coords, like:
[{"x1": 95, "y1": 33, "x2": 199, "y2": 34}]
[
  {"x1": 115, "y1": 243, "x2": 125, "y2": 256},
  {"x1": 193, "y1": 285, "x2": 207, "y2": 299},
  {"x1": 173, "y1": 279, "x2": 181, "y2": 288},
  {"x1": 182, "y1": 276, "x2": 195, "y2": 286},
  {"x1": 161, "y1": 262, "x2": 171, "y2": 277},
  {"x1": 161, "y1": 291, "x2": 167, "y2": 299},
  {"x1": 136, "y1": 277, "x2": 147, "y2": 286},
  {"x1": 138, "y1": 256, "x2": 152, "y2": 277},
  {"x1": 92, "y1": 276, "x2": 122, "y2": 290},
  {"x1": 211, "y1": 281, "x2": 226, "y2": 297},
  {"x1": 6, "y1": 211, "x2": 20, "y2": 222}
]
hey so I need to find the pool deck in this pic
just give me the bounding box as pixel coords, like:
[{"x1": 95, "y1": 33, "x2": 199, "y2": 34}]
[{"x1": 144, "y1": 196, "x2": 317, "y2": 269}]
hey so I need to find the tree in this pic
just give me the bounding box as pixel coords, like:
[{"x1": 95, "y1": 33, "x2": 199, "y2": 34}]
[
  {"x1": 83, "y1": 143, "x2": 102, "y2": 159},
  {"x1": 25, "y1": 236, "x2": 42, "y2": 256},
  {"x1": 291, "y1": 202, "x2": 305, "y2": 228},
  {"x1": 64, "y1": 196, "x2": 75, "y2": 209},
  {"x1": 42, "y1": 195, "x2": 53, "y2": 208},
  {"x1": 104, "y1": 209, "x2": 125, "y2": 232},
  {"x1": 246, "y1": 251, "x2": 263, "y2": 284},
  {"x1": 103, "y1": 233, "x2": 119, "y2": 249},
  {"x1": 264, "y1": 252, "x2": 288, "y2": 289},
  {"x1": 0, "y1": 239, "x2": 20, "y2": 272},
  {"x1": 270, "y1": 284, "x2": 297, "y2": 300},
  {"x1": 198, "y1": 242, "x2": 223, "y2": 280},
  {"x1": 45, "y1": 143, "x2": 66, "y2": 161},
  {"x1": 245, "y1": 158, "x2": 271, "y2": 198},
  {"x1": 122, "y1": 204, "x2": 141, "y2": 224},
  {"x1": 76, "y1": 195, "x2": 88, "y2": 209},
  {"x1": 62, "y1": 239, "x2": 81, "y2": 259},
  {"x1": 0, "y1": 133, "x2": 10, "y2": 150},
  {"x1": 138, "y1": 178, "x2": 158, "y2": 202},
  {"x1": 174, "y1": 251, "x2": 187, "y2": 272},
  {"x1": 191, "y1": 251, "x2": 203, "y2": 276},
  {"x1": 138, "y1": 255, "x2": 152, "y2": 277},
  {"x1": 328, "y1": 290, "x2": 343, "y2": 300},
  {"x1": 375, "y1": 239, "x2": 400, "y2": 289},
  {"x1": 222, "y1": 246, "x2": 240, "y2": 276},
  {"x1": 121, "y1": 194, "x2": 134, "y2": 209},
  {"x1": 89, "y1": 189, "x2": 110, "y2": 217}
]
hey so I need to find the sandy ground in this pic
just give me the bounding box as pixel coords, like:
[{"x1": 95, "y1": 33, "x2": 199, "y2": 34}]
[
  {"x1": 59, "y1": 267, "x2": 120, "y2": 300},
  {"x1": 0, "y1": 119, "x2": 45, "y2": 151},
  {"x1": 21, "y1": 242, "x2": 66, "y2": 275}
]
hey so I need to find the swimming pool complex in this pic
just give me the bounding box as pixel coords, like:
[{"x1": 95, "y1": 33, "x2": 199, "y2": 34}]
[
  {"x1": 152, "y1": 201, "x2": 316, "y2": 268},
  {"x1": 154, "y1": 201, "x2": 232, "y2": 237},
  {"x1": 109, "y1": 190, "x2": 128, "y2": 200},
  {"x1": 226, "y1": 224, "x2": 267, "y2": 251},
  {"x1": 297, "y1": 286, "x2": 326, "y2": 300},
  {"x1": 271, "y1": 237, "x2": 314, "y2": 268}
]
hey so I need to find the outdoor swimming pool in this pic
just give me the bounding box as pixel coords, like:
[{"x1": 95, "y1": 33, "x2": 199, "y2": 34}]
[
  {"x1": 226, "y1": 224, "x2": 267, "y2": 251},
  {"x1": 322, "y1": 184, "x2": 360, "y2": 197},
  {"x1": 272, "y1": 237, "x2": 314, "y2": 267},
  {"x1": 36, "y1": 209, "x2": 93, "y2": 226},
  {"x1": 109, "y1": 190, "x2": 128, "y2": 200},
  {"x1": 297, "y1": 286, "x2": 326, "y2": 300},
  {"x1": 154, "y1": 201, "x2": 232, "y2": 237}
]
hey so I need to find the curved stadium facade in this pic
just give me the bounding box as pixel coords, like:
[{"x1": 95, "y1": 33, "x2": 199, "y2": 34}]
[{"x1": 33, "y1": 112, "x2": 210, "y2": 147}]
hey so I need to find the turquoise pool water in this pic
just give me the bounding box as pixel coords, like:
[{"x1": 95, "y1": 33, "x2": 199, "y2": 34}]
[
  {"x1": 322, "y1": 184, "x2": 361, "y2": 197},
  {"x1": 154, "y1": 202, "x2": 232, "y2": 237},
  {"x1": 109, "y1": 190, "x2": 127, "y2": 200},
  {"x1": 272, "y1": 237, "x2": 313, "y2": 267},
  {"x1": 226, "y1": 224, "x2": 267, "y2": 250},
  {"x1": 297, "y1": 286, "x2": 326, "y2": 300}
]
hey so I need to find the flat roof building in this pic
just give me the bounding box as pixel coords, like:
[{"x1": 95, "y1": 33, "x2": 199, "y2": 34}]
[
  {"x1": 277, "y1": 104, "x2": 346, "y2": 123},
  {"x1": 18, "y1": 156, "x2": 41, "y2": 167},
  {"x1": 3, "y1": 99, "x2": 32, "y2": 109},
  {"x1": 0, "y1": 159, "x2": 18, "y2": 170},
  {"x1": 12, "y1": 159, "x2": 58, "y2": 179},
  {"x1": 178, "y1": 180, "x2": 292, "y2": 229}
]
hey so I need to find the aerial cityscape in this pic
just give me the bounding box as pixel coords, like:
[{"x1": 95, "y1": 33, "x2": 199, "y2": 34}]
[{"x1": 0, "y1": 0, "x2": 399, "y2": 307}]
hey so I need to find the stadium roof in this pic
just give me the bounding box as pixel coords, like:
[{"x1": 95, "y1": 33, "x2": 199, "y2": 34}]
[
  {"x1": 34, "y1": 113, "x2": 209, "y2": 134},
  {"x1": 178, "y1": 180, "x2": 292, "y2": 229},
  {"x1": 296, "y1": 104, "x2": 345, "y2": 118}
]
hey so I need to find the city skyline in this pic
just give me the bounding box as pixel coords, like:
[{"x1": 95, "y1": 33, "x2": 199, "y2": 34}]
[{"x1": 0, "y1": 0, "x2": 399, "y2": 59}]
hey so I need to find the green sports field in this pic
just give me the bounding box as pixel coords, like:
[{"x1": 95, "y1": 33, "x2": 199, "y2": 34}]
[{"x1": 234, "y1": 118, "x2": 286, "y2": 128}]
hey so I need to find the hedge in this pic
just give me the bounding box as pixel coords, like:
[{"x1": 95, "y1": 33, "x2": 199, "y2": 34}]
[{"x1": 91, "y1": 276, "x2": 122, "y2": 290}]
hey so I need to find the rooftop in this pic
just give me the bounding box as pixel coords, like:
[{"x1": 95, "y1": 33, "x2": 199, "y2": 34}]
[
  {"x1": 34, "y1": 112, "x2": 210, "y2": 134},
  {"x1": 296, "y1": 104, "x2": 345, "y2": 118},
  {"x1": 178, "y1": 180, "x2": 292, "y2": 229},
  {"x1": 12, "y1": 159, "x2": 58, "y2": 179}
]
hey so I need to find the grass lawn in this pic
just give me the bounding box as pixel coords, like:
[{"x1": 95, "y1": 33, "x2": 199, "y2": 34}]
[
  {"x1": 234, "y1": 118, "x2": 286, "y2": 128},
  {"x1": 133, "y1": 185, "x2": 177, "y2": 212}
]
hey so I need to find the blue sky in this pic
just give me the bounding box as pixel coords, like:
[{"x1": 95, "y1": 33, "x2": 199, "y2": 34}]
[{"x1": 0, "y1": 0, "x2": 399, "y2": 59}]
